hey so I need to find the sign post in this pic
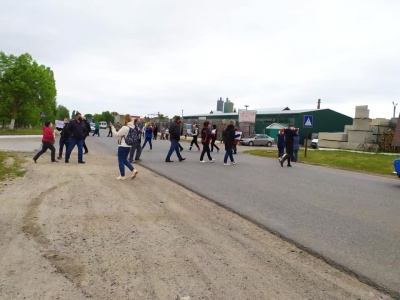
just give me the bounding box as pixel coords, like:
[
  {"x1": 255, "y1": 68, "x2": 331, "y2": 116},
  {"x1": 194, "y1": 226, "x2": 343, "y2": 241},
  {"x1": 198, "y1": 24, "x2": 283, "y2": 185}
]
[{"x1": 303, "y1": 115, "x2": 313, "y2": 157}]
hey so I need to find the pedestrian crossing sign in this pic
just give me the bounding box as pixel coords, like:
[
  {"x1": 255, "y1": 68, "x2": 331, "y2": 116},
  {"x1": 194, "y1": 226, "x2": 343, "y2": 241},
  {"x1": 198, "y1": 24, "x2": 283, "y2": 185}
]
[{"x1": 303, "y1": 115, "x2": 313, "y2": 128}]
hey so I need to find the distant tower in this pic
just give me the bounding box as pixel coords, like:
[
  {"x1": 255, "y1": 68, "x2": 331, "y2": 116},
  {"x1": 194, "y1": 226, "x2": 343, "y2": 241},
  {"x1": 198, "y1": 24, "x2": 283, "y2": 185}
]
[
  {"x1": 317, "y1": 98, "x2": 321, "y2": 109},
  {"x1": 217, "y1": 97, "x2": 224, "y2": 112},
  {"x1": 224, "y1": 98, "x2": 234, "y2": 113}
]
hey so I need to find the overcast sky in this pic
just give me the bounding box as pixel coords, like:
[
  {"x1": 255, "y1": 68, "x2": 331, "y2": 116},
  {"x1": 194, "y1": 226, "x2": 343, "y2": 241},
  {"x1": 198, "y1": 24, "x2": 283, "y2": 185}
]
[{"x1": 2, "y1": 0, "x2": 400, "y2": 119}]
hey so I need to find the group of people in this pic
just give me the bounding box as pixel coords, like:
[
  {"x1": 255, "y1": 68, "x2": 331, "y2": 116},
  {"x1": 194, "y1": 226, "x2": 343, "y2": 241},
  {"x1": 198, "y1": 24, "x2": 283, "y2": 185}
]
[
  {"x1": 33, "y1": 112, "x2": 91, "y2": 164},
  {"x1": 276, "y1": 125, "x2": 300, "y2": 167},
  {"x1": 165, "y1": 117, "x2": 238, "y2": 165},
  {"x1": 33, "y1": 113, "x2": 299, "y2": 181}
]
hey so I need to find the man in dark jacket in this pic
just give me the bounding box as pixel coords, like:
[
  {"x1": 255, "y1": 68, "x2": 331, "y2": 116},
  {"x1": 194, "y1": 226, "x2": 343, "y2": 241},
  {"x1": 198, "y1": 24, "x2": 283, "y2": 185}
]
[
  {"x1": 82, "y1": 116, "x2": 91, "y2": 154},
  {"x1": 165, "y1": 116, "x2": 186, "y2": 162},
  {"x1": 57, "y1": 118, "x2": 70, "y2": 160},
  {"x1": 222, "y1": 120, "x2": 237, "y2": 165},
  {"x1": 65, "y1": 112, "x2": 86, "y2": 164},
  {"x1": 280, "y1": 125, "x2": 298, "y2": 167}
]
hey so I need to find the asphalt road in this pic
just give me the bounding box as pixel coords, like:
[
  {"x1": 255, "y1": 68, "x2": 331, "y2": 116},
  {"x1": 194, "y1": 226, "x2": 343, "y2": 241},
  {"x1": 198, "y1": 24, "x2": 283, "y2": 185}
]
[{"x1": 4, "y1": 132, "x2": 400, "y2": 296}]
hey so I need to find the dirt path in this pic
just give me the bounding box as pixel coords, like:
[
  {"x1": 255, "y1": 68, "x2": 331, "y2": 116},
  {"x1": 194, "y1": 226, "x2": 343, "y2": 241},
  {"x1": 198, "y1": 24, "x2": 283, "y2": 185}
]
[{"x1": 0, "y1": 151, "x2": 391, "y2": 300}]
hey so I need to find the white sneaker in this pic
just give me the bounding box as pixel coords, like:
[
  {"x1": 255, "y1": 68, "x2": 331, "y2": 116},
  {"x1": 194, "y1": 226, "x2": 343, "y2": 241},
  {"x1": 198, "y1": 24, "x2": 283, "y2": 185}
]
[
  {"x1": 209, "y1": 159, "x2": 215, "y2": 163},
  {"x1": 223, "y1": 163, "x2": 231, "y2": 166},
  {"x1": 232, "y1": 161, "x2": 236, "y2": 165},
  {"x1": 199, "y1": 160, "x2": 206, "y2": 163}
]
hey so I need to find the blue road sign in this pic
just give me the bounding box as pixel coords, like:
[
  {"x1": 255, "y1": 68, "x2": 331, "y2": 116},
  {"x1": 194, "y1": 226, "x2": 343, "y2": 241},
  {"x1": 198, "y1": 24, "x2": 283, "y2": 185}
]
[{"x1": 303, "y1": 115, "x2": 313, "y2": 128}]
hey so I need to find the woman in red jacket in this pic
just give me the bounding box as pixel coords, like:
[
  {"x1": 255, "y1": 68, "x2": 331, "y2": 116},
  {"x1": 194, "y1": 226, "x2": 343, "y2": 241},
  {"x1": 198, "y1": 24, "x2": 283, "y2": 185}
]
[{"x1": 33, "y1": 121, "x2": 58, "y2": 163}]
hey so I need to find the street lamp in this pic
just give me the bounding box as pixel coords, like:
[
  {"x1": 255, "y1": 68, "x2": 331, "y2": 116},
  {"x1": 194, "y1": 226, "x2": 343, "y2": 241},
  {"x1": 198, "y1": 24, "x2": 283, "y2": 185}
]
[
  {"x1": 181, "y1": 109, "x2": 183, "y2": 118},
  {"x1": 245, "y1": 105, "x2": 249, "y2": 111},
  {"x1": 393, "y1": 102, "x2": 398, "y2": 118}
]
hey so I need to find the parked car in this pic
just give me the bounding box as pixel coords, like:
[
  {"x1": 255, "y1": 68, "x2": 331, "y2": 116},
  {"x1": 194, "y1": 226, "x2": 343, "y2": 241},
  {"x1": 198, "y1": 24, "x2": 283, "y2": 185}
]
[
  {"x1": 311, "y1": 135, "x2": 318, "y2": 149},
  {"x1": 99, "y1": 121, "x2": 107, "y2": 129},
  {"x1": 90, "y1": 123, "x2": 95, "y2": 131},
  {"x1": 240, "y1": 134, "x2": 274, "y2": 147},
  {"x1": 394, "y1": 158, "x2": 400, "y2": 178}
]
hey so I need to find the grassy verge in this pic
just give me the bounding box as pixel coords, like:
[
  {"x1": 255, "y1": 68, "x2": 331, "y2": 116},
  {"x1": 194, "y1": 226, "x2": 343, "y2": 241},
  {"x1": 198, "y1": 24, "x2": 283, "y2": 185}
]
[
  {"x1": 0, "y1": 152, "x2": 26, "y2": 180},
  {"x1": 244, "y1": 149, "x2": 398, "y2": 175},
  {"x1": 0, "y1": 128, "x2": 43, "y2": 135}
]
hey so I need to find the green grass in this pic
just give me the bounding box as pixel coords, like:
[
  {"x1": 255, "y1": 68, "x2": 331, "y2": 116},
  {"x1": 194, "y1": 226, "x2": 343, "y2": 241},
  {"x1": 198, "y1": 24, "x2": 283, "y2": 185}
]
[
  {"x1": 244, "y1": 149, "x2": 398, "y2": 175},
  {"x1": 0, "y1": 128, "x2": 43, "y2": 135},
  {"x1": 0, "y1": 152, "x2": 26, "y2": 180}
]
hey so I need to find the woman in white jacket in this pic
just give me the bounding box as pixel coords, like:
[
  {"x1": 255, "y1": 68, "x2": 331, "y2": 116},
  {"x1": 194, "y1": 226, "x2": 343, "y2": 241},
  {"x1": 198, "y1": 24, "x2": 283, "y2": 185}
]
[{"x1": 110, "y1": 114, "x2": 139, "y2": 180}]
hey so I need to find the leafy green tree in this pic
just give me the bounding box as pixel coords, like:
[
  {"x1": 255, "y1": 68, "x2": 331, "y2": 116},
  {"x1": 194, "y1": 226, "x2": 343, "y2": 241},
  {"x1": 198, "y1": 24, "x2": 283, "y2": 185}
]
[
  {"x1": 157, "y1": 113, "x2": 169, "y2": 120},
  {"x1": 84, "y1": 113, "x2": 93, "y2": 120},
  {"x1": 93, "y1": 113, "x2": 101, "y2": 122},
  {"x1": 56, "y1": 105, "x2": 70, "y2": 120},
  {"x1": 0, "y1": 52, "x2": 57, "y2": 129},
  {"x1": 101, "y1": 111, "x2": 114, "y2": 124}
]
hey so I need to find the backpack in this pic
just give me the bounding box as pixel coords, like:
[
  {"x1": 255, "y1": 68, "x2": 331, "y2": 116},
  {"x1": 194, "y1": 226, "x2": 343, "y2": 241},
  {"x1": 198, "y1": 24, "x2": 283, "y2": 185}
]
[{"x1": 124, "y1": 127, "x2": 138, "y2": 145}]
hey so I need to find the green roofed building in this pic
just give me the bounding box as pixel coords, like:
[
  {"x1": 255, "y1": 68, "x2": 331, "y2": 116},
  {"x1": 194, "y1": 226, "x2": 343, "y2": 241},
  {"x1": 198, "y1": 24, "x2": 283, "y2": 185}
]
[{"x1": 183, "y1": 107, "x2": 353, "y2": 144}]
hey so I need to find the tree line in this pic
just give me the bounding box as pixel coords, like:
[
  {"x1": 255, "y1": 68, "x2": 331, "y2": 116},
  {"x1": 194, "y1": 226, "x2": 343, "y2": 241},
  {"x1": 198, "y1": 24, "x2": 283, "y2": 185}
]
[
  {"x1": 0, "y1": 51, "x2": 175, "y2": 129},
  {"x1": 0, "y1": 51, "x2": 122, "y2": 129}
]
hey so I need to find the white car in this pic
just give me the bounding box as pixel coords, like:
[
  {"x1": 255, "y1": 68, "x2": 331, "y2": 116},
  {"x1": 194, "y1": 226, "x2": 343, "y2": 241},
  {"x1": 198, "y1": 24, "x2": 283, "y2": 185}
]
[
  {"x1": 311, "y1": 136, "x2": 318, "y2": 149},
  {"x1": 99, "y1": 121, "x2": 107, "y2": 129},
  {"x1": 90, "y1": 123, "x2": 95, "y2": 131}
]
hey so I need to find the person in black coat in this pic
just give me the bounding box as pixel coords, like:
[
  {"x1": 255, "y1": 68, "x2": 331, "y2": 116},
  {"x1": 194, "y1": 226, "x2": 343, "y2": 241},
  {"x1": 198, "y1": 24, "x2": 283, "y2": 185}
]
[
  {"x1": 165, "y1": 116, "x2": 186, "y2": 162},
  {"x1": 280, "y1": 125, "x2": 298, "y2": 167},
  {"x1": 57, "y1": 118, "x2": 69, "y2": 159},
  {"x1": 64, "y1": 112, "x2": 87, "y2": 163},
  {"x1": 222, "y1": 120, "x2": 237, "y2": 165},
  {"x1": 82, "y1": 117, "x2": 91, "y2": 154},
  {"x1": 199, "y1": 121, "x2": 214, "y2": 163}
]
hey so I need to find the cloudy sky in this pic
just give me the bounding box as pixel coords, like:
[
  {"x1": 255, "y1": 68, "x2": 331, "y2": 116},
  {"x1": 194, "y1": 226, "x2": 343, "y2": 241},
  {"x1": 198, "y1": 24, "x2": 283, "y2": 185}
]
[{"x1": 2, "y1": 0, "x2": 400, "y2": 119}]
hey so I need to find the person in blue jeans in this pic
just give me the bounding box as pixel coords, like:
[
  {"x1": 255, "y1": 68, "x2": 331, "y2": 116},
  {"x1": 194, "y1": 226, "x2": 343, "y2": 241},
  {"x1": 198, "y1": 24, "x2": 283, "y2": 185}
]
[
  {"x1": 65, "y1": 112, "x2": 86, "y2": 164},
  {"x1": 110, "y1": 114, "x2": 139, "y2": 180},
  {"x1": 292, "y1": 132, "x2": 300, "y2": 162},
  {"x1": 142, "y1": 123, "x2": 153, "y2": 150},
  {"x1": 165, "y1": 116, "x2": 186, "y2": 162},
  {"x1": 277, "y1": 128, "x2": 285, "y2": 159},
  {"x1": 222, "y1": 120, "x2": 237, "y2": 165}
]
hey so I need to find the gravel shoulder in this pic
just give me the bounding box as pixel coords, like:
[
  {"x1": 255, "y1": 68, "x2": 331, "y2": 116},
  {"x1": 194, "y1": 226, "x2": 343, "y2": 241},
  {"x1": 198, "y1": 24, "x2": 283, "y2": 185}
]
[{"x1": 0, "y1": 149, "x2": 391, "y2": 300}]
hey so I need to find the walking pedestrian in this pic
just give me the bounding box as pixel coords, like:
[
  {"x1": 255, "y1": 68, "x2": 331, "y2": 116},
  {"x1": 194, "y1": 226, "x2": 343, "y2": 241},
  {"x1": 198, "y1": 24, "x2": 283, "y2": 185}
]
[
  {"x1": 232, "y1": 127, "x2": 240, "y2": 154},
  {"x1": 188, "y1": 124, "x2": 200, "y2": 151},
  {"x1": 160, "y1": 126, "x2": 165, "y2": 140},
  {"x1": 210, "y1": 124, "x2": 220, "y2": 153},
  {"x1": 82, "y1": 116, "x2": 91, "y2": 154},
  {"x1": 222, "y1": 120, "x2": 237, "y2": 165},
  {"x1": 153, "y1": 124, "x2": 158, "y2": 140},
  {"x1": 129, "y1": 118, "x2": 143, "y2": 163},
  {"x1": 165, "y1": 116, "x2": 186, "y2": 162},
  {"x1": 64, "y1": 113, "x2": 86, "y2": 163},
  {"x1": 280, "y1": 125, "x2": 298, "y2": 167},
  {"x1": 92, "y1": 122, "x2": 100, "y2": 136},
  {"x1": 107, "y1": 123, "x2": 113, "y2": 137},
  {"x1": 165, "y1": 127, "x2": 169, "y2": 140},
  {"x1": 142, "y1": 123, "x2": 153, "y2": 151},
  {"x1": 57, "y1": 118, "x2": 69, "y2": 160},
  {"x1": 110, "y1": 114, "x2": 139, "y2": 180},
  {"x1": 277, "y1": 128, "x2": 285, "y2": 158},
  {"x1": 199, "y1": 121, "x2": 214, "y2": 163},
  {"x1": 33, "y1": 121, "x2": 58, "y2": 163},
  {"x1": 292, "y1": 131, "x2": 300, "y2": 162}
]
